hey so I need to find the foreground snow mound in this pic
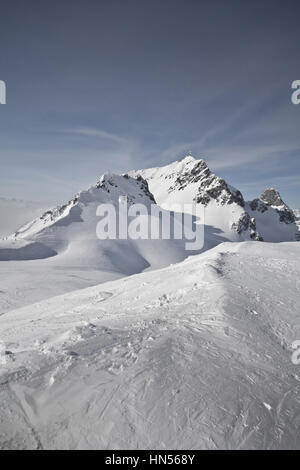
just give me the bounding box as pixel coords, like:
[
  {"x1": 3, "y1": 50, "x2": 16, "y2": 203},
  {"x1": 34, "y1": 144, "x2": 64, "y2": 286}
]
[
  {"x1": 0, "y1": 241, "x2": 299, "y2": 449},
  {"x1": 130, "y1": 156, "x2": 298, "y2": 242}
]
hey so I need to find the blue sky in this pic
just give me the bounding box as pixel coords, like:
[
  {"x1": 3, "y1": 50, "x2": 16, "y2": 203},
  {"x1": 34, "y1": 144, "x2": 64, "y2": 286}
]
[{"x1": 0, "y1": 0, "x2": 300, "y2": 207}]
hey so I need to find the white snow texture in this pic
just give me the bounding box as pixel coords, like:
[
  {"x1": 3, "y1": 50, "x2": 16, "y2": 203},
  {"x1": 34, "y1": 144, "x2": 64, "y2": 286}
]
[{"x1": 0, "y1": 156, "x2": 299, "y2": 450}]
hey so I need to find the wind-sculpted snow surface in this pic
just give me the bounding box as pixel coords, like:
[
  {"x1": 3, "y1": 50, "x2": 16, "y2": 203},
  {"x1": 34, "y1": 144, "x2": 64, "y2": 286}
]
[
  {"x1": 0, "y1": 157, "x2": 299, "y2": 449},
  {"x1": 0, "y1": 241, "x2": 299, "y2": 449}
]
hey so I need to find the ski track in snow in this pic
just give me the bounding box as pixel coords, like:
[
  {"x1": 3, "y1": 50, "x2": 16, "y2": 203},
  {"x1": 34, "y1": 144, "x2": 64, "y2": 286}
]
[{"x1": 0, "y1": 241, "x2": 300, "y2": 449}]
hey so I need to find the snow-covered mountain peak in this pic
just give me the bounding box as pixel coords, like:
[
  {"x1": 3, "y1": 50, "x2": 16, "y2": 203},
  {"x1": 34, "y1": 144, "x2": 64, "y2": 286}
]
[
  {"x1": 171, "y1": 159, "x2": 245, "y2": 207},
  {"x1": 249, "y1": 188, "x2": 295, "y2": 225},
  {"x1": 131, "y1": 156, "x2": 300, "y2": 242},
  {"x1": 130, "y1": 156, "x2": 244, "y2": 209},
  {"x1": 260, "y1": 188, "x2": 284, "y2": 206},
  {"x1": 92, "y1": 172, "x2": 156, "y2": 206},
  {"x1": 4, "y1": 157, "x2": 298, "y2": 259},
  {"x1": 11, "y1": 173, "x2": 156, "y2": 241},
  {"x1": 130, "y1": 156, "x2": 261, "y2": 241},
  {"x1": 180, "y1": 154, "x2": 197, "y2": 164}
]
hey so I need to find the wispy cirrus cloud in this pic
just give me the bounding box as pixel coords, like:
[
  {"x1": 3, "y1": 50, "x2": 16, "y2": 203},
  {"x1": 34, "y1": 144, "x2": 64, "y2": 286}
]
[
  {"x1": 238, "y1": 175, "x2": 300, "y2": 191},
  {"x1": 160, "y1": 140, "x2": 300, "y2": 171},
  {"x1": 65, "y1": 127, "x2": 132, "y2": 146},
  {"x1": 204, "y1": 143, "x2": 300, "y2": 170}
]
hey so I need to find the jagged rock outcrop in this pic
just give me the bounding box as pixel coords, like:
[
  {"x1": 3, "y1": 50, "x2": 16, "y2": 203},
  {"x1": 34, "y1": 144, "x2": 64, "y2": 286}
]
[
  {"x1": 168, "y1": 159, "x2": 245, "y2": 207},
  {"x1": 131, "y1": 156, "x2": 299, "y2": 243},
  {"x1": 97, "y1": 174, "x2": 156, "y2": 204},
  {"x1": 250, "y1": 188, "x2": 295, "y2": 225},
  {"x1": 13, "y1": 156, "x2": 296, "y2": 248},
  {"x1": 294, "y1": 210, "x2": 300, "y2": 241},
  {"x1": 11, "y1": 174, "x2": 157, "y2": 241},
  {"x1": 249, "y1": 198, "x2": 268, "y2": 213},
  {"x1": 231, "y1": 212, "x2": 263, "y2": 241},
  {"x1": 261, "y1": 188, "x2": 287, "y2": 207}
]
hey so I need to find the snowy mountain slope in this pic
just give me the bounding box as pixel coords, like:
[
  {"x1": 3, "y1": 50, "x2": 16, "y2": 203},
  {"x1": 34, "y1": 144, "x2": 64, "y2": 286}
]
[
  {"x1": 0, "y1": 198, "x2": 48, "y2": 238},
  {"x1": 129, "y1": 156, "x2": 259, "y2": 242},
  {"x1": 0, "y1": 241, "x2": 299, "y2": 449},
  {"x1": 130, "y1": 156, "x2": 298, "y2": 242},
  {"x1": 294, "y1": 210, "x2": 300, "y2": 241},
  {"x1": 130, "y1": 156, "x2": 244, "y2": 208},
  {"x1": 246, "y1": 189, "x2": 297, "y2": 242},
  {"x1": 6, "y1": 174, "x2": 155, "y2": 245},
  {"x1": 0, "y1": 174, "x2": 204, "y2": 314},
  {"x1": 4, "y1": 173, "x2": 203, "y2": 268},
  {"x1": 0, "y1": 158, "x2": 297, "y2": 314}
]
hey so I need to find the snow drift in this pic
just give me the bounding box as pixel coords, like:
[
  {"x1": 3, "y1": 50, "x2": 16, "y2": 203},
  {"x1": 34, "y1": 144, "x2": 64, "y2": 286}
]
[
  {"x1": 0, "y1": 241, "x2": 299, "y2": 449},
  {"x1": 0, "y1": 156, "x2": 299, "y2": 450}
]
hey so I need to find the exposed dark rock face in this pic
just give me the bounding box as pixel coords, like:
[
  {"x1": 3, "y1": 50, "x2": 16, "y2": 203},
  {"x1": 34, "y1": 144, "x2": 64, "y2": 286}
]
[
  {"x1": 169, "y1": 160, "x2": 245, "y2": 207},
  {"x1": 231, "y1": 212, "x2": 263, "y2": 241},
  {"x1": 261, "y1": 188, "x2": 285, "y2": 207},
  {"x1": 30, "y1": 174, "x2": 156, "y2": 234},
  {"x1": 96, "y1": 175, "x2": 115, "y2": 191},
  {"x1": 277, "y1": 210, "x2": 296, "y2": 224},
  {"x1": 261, "y1": 189, "x2": 295, "y2": 224},
  {"x1": 135, "y1": 176, "x2": 156, "y2": 203},
  {"x1": 250, "y1": 188, "x2": 295, "y2": 224},
  {"x1": 39, "y1": 195, "x2": 79, "y2": 223},
  {"x1": 96, "y1": 174, "x2": 156, "y2": 203},
  {"x1": 249, "y1": 199, "x2": 268, "y2": 213}
]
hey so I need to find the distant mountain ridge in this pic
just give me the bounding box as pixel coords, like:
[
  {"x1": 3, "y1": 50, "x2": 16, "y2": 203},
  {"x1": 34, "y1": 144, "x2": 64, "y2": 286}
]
[
  {"x1": 1, "y1": 173, "x2": 200, "y2": 273},
  {"x1": 294, "y1": 209, "x2": 300, "y2": 241},
  {"x1": 130, "y1": 155, "x2": 298, "y2": 243},
  {"x1": 3, "y1": 155, "x2": 299, "y2": 255},
  {"x1": 0, "y1": 156, "x2": 298, "y2": 314}
]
